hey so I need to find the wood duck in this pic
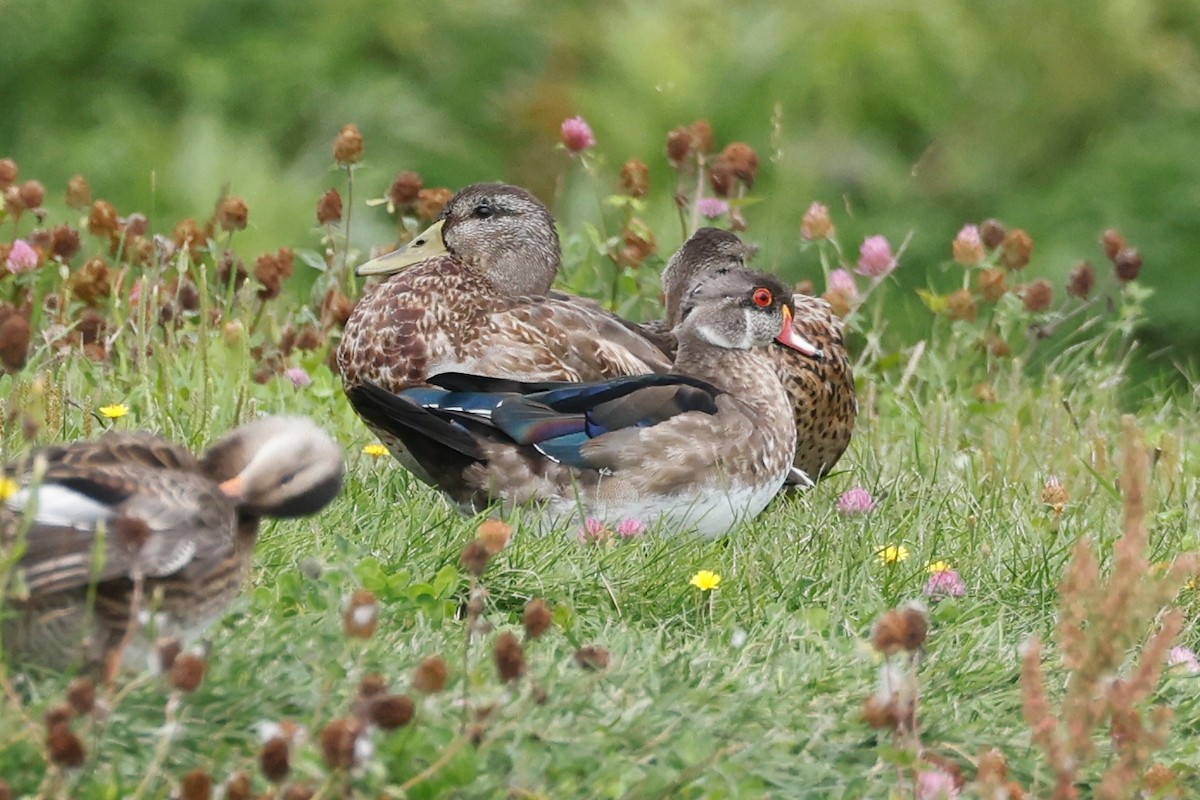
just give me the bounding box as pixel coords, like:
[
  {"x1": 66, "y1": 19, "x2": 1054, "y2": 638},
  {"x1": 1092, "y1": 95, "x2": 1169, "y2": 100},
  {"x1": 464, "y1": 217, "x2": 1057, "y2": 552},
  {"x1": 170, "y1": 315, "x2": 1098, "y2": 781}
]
[
  {"x1": 1, "y1": 416, "x2": 343, "y2": 676},
  {"x1": 346, "y1": 269, "x2": 810, "y2": 539},
  {"x1": 637, "y1": 228, "x2": 857, "y2": 483},
  {"x1": 337, "y1": 183, "x2": 673, "y2": 476}
]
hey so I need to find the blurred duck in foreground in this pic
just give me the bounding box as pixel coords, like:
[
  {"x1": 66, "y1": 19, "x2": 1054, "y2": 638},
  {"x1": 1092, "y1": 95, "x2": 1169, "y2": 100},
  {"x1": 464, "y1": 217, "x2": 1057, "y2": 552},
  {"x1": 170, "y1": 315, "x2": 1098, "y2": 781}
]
[
  {"x1": 1, "y1": 416, "x2": 343, "y2": 677},
  {"x1": 337, "y1": 182, "x2": 672, "y2": 477},
  {"x1": 635, "y1": 228, "x2": 856, "y2": 484},
  {"x1": 347, "y1": 266, "x2": 810, "y2": 539}
]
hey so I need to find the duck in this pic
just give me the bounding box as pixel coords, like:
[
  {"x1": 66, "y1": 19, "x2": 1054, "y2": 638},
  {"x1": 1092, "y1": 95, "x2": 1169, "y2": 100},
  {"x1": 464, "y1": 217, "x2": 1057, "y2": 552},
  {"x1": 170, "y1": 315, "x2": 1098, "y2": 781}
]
[
  {"x1": 1, "y1": 416, "x2": 343, "y2": 676},
  {"x1": 336, "y1": 183, "x2": 673, "y2": 476},
  {"x1": 635, "y1": 227, "x2": 856, "y2": 484},
  {"x1": 345, "y1": 269, "x2": 811, "y2": 539}
]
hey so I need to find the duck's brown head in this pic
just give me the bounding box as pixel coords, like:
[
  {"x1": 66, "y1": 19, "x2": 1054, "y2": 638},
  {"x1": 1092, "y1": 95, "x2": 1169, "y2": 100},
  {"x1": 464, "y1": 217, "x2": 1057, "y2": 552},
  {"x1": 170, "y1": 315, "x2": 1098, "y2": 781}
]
[
  {"x1": 660, "y1": 227, "x2": 752, "y2": 328},
  {"x1": 356, "y1": 182, "x2": 560, "y2": 296},
  {"x1": 201, "y1": 416, "x2": 344, "y2": 519},
  {"x1": 676, "y1": 269, "x2": 818, "y2": 356}
]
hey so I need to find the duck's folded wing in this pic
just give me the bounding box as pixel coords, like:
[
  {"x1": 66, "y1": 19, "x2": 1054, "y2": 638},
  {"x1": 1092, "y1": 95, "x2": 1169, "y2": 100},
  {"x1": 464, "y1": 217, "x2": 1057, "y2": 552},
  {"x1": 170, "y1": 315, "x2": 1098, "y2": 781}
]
[{"x1": 35, "y1": 432, "x2": 198, "y2": 472}]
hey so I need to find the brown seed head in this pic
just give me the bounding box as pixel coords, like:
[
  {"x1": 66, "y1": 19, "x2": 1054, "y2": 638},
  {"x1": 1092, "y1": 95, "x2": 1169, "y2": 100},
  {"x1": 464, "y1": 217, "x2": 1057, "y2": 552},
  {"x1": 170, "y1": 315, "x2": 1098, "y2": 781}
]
[
  {"x1": 172, "y1": 653, "x2": 207, "y2": 692},
  {"x1": 1102, "y1": 228, "x2": 1126, "y2": 261},
  {"x1": 460, "y1": 539, "x2": 491, "y2": 577},
  {"x1": 316, "y1": 188, "x2": 343, "y2": 225},
  {"x1": 49, "y1": 224, "x2": 82, "y2": 261},
  {"x1": 523, "y1": 598, "x2": 553, "y2": 640},
  {"x1": 343, "y1": 588, "x2": 380, "y2": 639},
  {"x1": 987, "y1": 335, "x2": 1011, "y2": 358},
  {"x1": 358, "y1": 672, "x2": 388, "y2": 698},
  {"x1": 413, "y1": 655, "x2": 449, "y2": 693},
  {"x1": 19, "y1": 180, "x2": 45, "y2": 211},
  {"x1": 1114, "y1": 247, "x2": 1142, "y2": 282},
  {"x1": 416, "y1": 187, "x2": 453, "y2": 221},
  {"x1": 1067, "y1": 260, "x2": 1096, "y2": 299},
  {"x1": 44, "y1": 704, "x2": 75, "y2": 729},
  {"x1": 294, "y1": 324, "x2": 323, "y2": 351},
  {"x1": 688, "y1": 120, "x2": 714, "y2": 155},
  {"x1": 871, "y1": 609, "x2": 908, "y2": 655},
  {"x1": 900, "y1": 605, "x2": 928, "y2": 650},
  {"x1": 254, "y1": 247, "x2": 295, "y2": 301},
  {"x1": 980, "y1": 218, "x2": 1006, "y2": 249},
  {"x1": 217, "y1": 251, "x2": 248, "y2": 290},
  {"x1": 333, "y1": 124, "x2": 364, "y2": 165},
  {"x1": 218, "y1": 197, "x2": 249, "y2": 232},
  {"x1": 1041, "y1": 476, "x2": 1069, "y2": 513},
  {"x1": 89, "y1": 200, "x2": 120, "y2": 238},
  {"x1": 494, "y1": 631, "x2": 526, "y2": 682},
  {"x1": 794, "y1": 279, "x2": 815, "y2": 296},
  {"x1": 666, "y1": 127, "x2": 693, "y2": 169},
  {"x1": 66, "y1": 175, "x2": 92, "y2": 209},
  {"x1": 1142, "y1": 763, "x2": 1176, "y2": 794},
  {"x1": 66, "y1": 676, "x2": 95, "y2": 715},
  {"x1": 574, "y1": 644, "x2": 610, "y2": 671},
  {"x1": 822, "y1": 289, "x2": 852, "y2": 319},
  {"x1": 123, "y1": 212, "x2": 149, "y2": 238},
  {"x1": 619, "y1": 159, "x2": 650, "y2": 198},
  {"x1": 477, "y1": 519, "x2": 512, "y2": 554},
  {"x1": 180, "y1": 769, "x2": 213, "y2": 800},
  {"x1": 260, "y1": 736, "x2": 290, "y2": 782},
  {"x1": 224, "y1": 771, "x2": 253, "y2": 800},
  {"x1": 617, "y1": 220, "x2": 656, "y2": 267},
  {"x1": 973, "y1": 382, "x2": 997, "y2": 403},
  {"x1": 946, "y1": 288, "x2": 977, "y2": 322},
  {"x1": 710, "y1": 142, "x2": 759, "y2": 196},
  {"x1": 321, "y1": 287, "x2": 356, "y2": 328},
  {"x1": 370, "y1": 694, "x2": 415, "y2": 730},
  {"x1": 999, "y1": 229, "x2": 1033, "y2": 270},
  {"x1": 173, "y1": 217, "x2": 208, "y2": 254},
  {"x1": 46, "y1": 721, "x2": 85, "y2": 768},
  {"x1": 282, "y1": 784, "x2": 315, "y2": 800},
  {"x1": 0, "y1": 158, "x2": 16, "y2": 189},
  {"x1": 977, "y1": 267, "x2": 1007, "y2": 303},
  {"x1": 319, "y1": 718, "x2": 359, "y2": 769},
  {"x1": 388, "y1": 171, "x2": 423, "y2": 207},
  {"x1": 3, "y1": 185, "x2": 23, "y2": 217},
  {"x1": 862, "y1": 695, "x2": 900, "y2": 729},
  {"x1": 0, "y1": 310, "x2": 31, "y2": 372},
  {"x1": 1021, "y1": 279, "x2": 1054, "y2": 312},
  {"x1": 156, "y1": 636, "x2": 182, "y2": 672}
]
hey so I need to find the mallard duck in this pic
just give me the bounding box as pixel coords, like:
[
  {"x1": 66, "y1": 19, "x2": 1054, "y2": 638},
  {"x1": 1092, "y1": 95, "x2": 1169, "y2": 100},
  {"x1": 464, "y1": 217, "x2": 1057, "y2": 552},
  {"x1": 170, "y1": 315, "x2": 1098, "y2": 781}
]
[
  {"x1": 346, "y1": 269, "x2": 810, "y2": 539},
  {"x1": 638, "y1": 228, "x2": 856, "y2": 483},
  {"x1": 1, "y1": 416, "x2": 343, "y2": 675},
  {"x1": 336, "y1": 183, "x2": 672, "y2": 475}
]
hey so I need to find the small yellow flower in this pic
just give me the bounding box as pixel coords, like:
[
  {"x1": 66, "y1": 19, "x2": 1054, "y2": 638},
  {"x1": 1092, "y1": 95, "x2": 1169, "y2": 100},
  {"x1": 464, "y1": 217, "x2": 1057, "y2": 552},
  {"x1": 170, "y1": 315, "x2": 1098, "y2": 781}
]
[
  {"x1": 99, "y1": 403, "x2": 129, "y2": 419},
  {"x1": 876, "y1": 544, "x2": 910, "y2": 565},
  {"x1": 689, "y1": 570, "x2": 722, "y2": 592},
  {"x1": 362, "y1": 443, "x2": 389, "y2": 457},
  {"x1": 927, "y1": 560, "x2": 951, "y2": 574},
  {"x1": 0, "y1": 477, "x2": 17, "y2": 502}
]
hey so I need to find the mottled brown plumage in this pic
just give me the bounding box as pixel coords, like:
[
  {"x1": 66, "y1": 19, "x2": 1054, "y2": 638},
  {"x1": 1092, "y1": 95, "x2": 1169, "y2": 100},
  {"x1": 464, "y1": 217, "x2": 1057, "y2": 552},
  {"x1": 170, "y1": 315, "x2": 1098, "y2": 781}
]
[
  {"x1": 1, "y1": 417, "x2": 343, "y2": 675},
  {"x1": 347, "y1": 269, "x2": 809, "y2": 539},
  {"x1": 336, "y1": 183, "x2": 671, "y2": 473},
  {"x1": 646, "y1": 227, "x2": 857, "y2": 482}
]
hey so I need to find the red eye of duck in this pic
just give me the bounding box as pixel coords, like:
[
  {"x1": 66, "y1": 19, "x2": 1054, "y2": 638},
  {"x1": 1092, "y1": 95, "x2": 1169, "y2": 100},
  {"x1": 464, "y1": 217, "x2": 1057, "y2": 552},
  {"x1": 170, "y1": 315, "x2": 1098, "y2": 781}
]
[{"x1": 752, "y1": 287, "x2": 773, "y2": 308}]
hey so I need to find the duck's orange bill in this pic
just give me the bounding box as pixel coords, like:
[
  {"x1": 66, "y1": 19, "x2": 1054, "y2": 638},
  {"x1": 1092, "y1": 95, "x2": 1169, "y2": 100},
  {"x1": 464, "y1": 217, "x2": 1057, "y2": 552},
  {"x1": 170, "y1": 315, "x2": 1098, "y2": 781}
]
[
  {"x1": 775, "y1": 306, "x2": 824, "y2": 359},
  {"x1": 219, "y1": 476, "x2": 243, "y2": 499}
]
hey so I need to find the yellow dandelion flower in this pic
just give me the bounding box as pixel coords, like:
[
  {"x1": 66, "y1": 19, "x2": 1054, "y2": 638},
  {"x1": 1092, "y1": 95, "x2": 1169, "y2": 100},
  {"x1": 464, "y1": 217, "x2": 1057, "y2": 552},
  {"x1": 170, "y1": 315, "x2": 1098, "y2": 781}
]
[
  {"x1": 876, "y1": 544, "x2": 910, "y2": 565},
  {"x1": 0, "y1": 477, "x2": 17, "y2": 502},
  {"x1": 689, "y1": 570, "x2": 722, "y2": 591},
  {"x1": 362, "y1": 444, "x2": 389, "y2": 457},
  {"x1": 927, "y1": 560, "x2": 951, "y2": 574},
  {"x1": 99, "y1": 404, "x2": 129, "y2": 419}
]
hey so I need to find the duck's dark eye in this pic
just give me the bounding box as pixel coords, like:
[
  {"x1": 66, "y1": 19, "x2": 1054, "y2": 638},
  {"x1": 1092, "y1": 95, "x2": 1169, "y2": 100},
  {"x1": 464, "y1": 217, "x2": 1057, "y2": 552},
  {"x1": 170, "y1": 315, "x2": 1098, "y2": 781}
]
[
  {"x1": 752, "y1": 287, "x2": 773, "y2": 308},
  {"x1": 473, "y1": 203, "x2": 494, "y2": 219}
]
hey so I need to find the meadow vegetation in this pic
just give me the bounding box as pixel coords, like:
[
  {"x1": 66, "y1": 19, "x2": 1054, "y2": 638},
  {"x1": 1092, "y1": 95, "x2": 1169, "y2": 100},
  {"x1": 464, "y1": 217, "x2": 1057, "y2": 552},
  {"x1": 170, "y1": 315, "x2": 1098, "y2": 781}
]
[{"x1": 0, "y1": 119, "x2": 1198, "y2": 798}]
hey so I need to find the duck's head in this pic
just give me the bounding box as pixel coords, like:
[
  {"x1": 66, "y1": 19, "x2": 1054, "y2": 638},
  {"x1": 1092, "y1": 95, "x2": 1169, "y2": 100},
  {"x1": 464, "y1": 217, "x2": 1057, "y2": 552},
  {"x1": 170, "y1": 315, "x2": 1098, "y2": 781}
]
[
  {"x1": 201, "y1": 416, "x2": 344, "y2": 519},
  {"x1": 356, "y1": 182, "x2": 560, "y2": 296},
  {"x1": 676, "y1": 269, "x2": 819, "y2": 356},
  {"x1": 660, "y1": 228, "x2": 754, "y2": 328}
]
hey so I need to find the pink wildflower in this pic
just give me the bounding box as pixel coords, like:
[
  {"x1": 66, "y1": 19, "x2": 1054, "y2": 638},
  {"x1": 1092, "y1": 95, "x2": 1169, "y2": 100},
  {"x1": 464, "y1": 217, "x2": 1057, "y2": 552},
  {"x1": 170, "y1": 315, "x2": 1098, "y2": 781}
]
[
  {"x1": 952, "y1": 225, "x2": 984, "y2": 265},
  {"x1": 827, "y1": 268, "x2": 858, "y2": 297},
  {"x1": 578, "y1": 517, "x2": 609, "y2": 543},
  {"x1": 916, "y1": 769, "x2": 960, "y2": 800},
  {"x1": 924, "y1": 569, "x2": 966, "y2": 598},
  {"x1": 696, "y1": 198, "x2": 729, "y2": 220},
  {"x1": 856, "y1": 235, "x2": 898, "y2": 278},
  {"x1": 1168, "y1": 646, "x2": 1200, "y2": 674},
  {"x1": 560, "y1": 116, "x2": 596, "y2": 155},
  {"x1": 129, "y1": 279, "x2": 143, "y2": 303},
  {"x1": 284, "y1": 367, "x2": 312, "y2": 388},
  {"x1": 616, "y1": 518, "x2": 646, "y2": 538},
  {"x1": 836, "y1": 487, "x2": 875, "y2": 514},
  {"x1": 5, "y1": 239, "x2": 38, "y2": 273}
]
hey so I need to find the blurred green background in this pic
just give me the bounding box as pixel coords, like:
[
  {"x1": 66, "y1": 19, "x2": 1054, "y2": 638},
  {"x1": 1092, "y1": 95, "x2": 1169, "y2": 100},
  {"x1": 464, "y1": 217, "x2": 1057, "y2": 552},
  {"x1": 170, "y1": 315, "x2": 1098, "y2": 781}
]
[{"x1": 5, "y1": 0, "x2": 1200, "y2": 380}]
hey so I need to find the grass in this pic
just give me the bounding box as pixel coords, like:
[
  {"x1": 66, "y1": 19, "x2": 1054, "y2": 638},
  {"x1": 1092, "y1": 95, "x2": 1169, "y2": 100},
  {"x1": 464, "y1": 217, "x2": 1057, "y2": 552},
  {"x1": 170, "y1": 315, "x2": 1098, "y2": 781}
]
[{"x1": 1, "y1": 132, "x2": 1198, "y2": 798}]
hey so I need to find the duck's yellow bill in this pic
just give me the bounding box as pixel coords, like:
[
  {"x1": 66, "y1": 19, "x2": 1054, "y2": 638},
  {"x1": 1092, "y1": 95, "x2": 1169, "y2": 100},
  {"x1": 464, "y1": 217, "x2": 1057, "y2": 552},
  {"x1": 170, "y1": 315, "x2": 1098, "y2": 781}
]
[{"x1": 356, "y1": 219, "x2": 448, "y2": 276}]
